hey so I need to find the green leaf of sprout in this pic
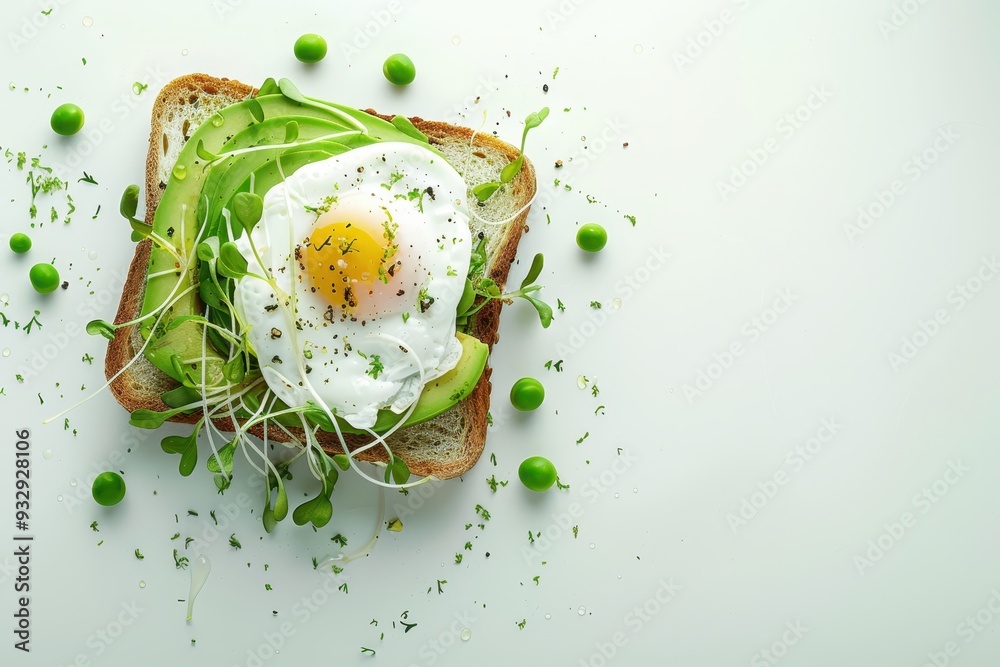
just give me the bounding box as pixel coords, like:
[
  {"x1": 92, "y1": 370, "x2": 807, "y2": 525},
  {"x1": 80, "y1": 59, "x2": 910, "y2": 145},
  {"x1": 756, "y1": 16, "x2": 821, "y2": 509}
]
[
  {"x1": 390, "y1": 115, "x2": 429, "y2": 143},
  {"x1": 273, "y1": 481, "x2": 289, "y2": 521},
  {"x1": 500, "y1": 156, "x2": 524, "y2": 184},
  {"x1": 195, "y1": 140, "x2": 218, "y2": 162},
  {"x1": 247, "y1": 98, "x2": 265, "y2": 123},
  {"x1": 523, "y1": 106, "x2": 550, "y2": 134},
  {"x1": 206, "y1": 440, "x2": 236, "y2": 476},
  {"x1": 127, "y1": 217, "x2": 153, "y2": 241},
  {"x1": 277, "y1": 78, "x2": 307, "y2": 105},
  {"x1": 197, "y1": 237, "x2": 219, "y2": 262},
  {"x1": 262, "y1": 506, "x2": 276, "y2": 534},
  {"x1": 520, "y1": 253, "x2": 544, "y2": 290},
  {"x1": 85, "y1": 319, "x2": 116, "y2": 341},
  {"x1": 131, "y1": 407, "x2": 187, "y2": 429},
  {"x1": 160, "y1": 431, "x2": 199, "y2": 477},
  {"x1": 472, "y1": 182, "x2": 501, "y2": 202},
  {"x1": 223, "y1": 354, "x2": 246, "y2": 383},
  {"x1": 257, "y1": 78, "x2": 280, "y2": 96},
  {"x1": 161, "y1": 385, "x2": 202, "y2": 409},
  {"x1": 456, "y1": 279, "x2": 476, "y2": 317},
  {"x1": 522, "y1": 295, "x2": 553, "y2": 329},
  {"x1": 119, "y1": 185, "x2": 140, "y2": 219},
  {"x1": 392, "y1": 457, "x2": 411, "y2": 485},
  {"x1": 218, "y1": 242, "x2": 248, "y2": 279},
  {"x1": 292, "y1": 491, "x2": 333, "y2": 528},
  {"x1": 169, "y1": 355, "x2": 200, "y2": 389},
  {"x1": 284, "y1": 120, "x2": 299, "y2": 144},
  {"x1": 232, "y1": 192, "x2": 264, "y2": 232}
]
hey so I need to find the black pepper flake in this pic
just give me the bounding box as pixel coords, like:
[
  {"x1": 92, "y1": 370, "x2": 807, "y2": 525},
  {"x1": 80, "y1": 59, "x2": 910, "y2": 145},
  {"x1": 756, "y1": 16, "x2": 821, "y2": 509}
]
[
  {"x1": 271, "y1": 355, "x2": 282, "y2": 364},
  {"x1": 270, "y1": 328, "x2": 282, "y2": 339},
  {"x1": 60, "y1": 281, "x2": 69, "y2": 290},
  {"x1": 167, "y1": 226, "x2": 175, "y2": 237},
  {"x1": 542, "y1": 84, "x2": 549, "y2": 93},
  {"x1": 555, "y1": 160, "x2": 563, "y2": 168},
  {"x1": 264, "y1": 304, "x2": 278, "y2": 312}
]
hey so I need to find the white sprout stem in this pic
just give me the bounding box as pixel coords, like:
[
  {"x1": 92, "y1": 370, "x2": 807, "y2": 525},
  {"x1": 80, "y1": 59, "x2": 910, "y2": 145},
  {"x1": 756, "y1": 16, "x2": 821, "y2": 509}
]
[
  {"x1": 468, "y1": 190, "x2": 539, "y2": 228},
  {"x1": 330, "y1": 486, "x2": 386, "y2": 564},
  {"x1": 302, "y1": 98, "x2": 370, "y2": 134},
  {"x1": 214, "y1": 131, "x2": 361, "y2": 163}
]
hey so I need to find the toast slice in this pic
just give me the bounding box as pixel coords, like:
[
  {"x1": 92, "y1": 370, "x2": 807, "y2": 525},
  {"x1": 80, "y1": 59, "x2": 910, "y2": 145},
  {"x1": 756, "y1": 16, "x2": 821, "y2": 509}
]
[{"x1": 105, "y1": 74, "x2": 535, "y2": 480}]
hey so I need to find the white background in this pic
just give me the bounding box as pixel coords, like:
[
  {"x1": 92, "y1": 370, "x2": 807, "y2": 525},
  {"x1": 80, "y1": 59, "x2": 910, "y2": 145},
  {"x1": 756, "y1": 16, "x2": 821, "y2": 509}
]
[{"x1": 1, "y1": 1, "x2": 1000, "y2": 665}]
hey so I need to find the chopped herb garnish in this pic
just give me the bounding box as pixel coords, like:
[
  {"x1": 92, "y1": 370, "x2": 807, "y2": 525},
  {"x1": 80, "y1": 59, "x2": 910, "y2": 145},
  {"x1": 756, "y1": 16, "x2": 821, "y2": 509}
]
[{"x1": 486, "y1": 475, "x2": 508, "y2": 492}]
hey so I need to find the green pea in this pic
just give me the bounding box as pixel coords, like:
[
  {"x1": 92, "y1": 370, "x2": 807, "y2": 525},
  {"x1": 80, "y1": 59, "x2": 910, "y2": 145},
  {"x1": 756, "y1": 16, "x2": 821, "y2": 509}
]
[
  {"x1": 92, "y1": 471, "x2": 127, "y2": 507},
  {"x1": 50, "y1": 103, "x2": 85, "y2": 136},
  {"x1": 383, "y1": 53, "x2": 416, "y2": 86},
  {"x1": 29, "y1": 263, "x2": 60, "y2": 294},
  {"x1": 9, "y1": 233, "x2": 32, "y2": 254},
  {"x1": 518, "y1": 456, "x2": 557, "y2": 492},
  {"x1": 576, "y1": 223, "x2": 607, "y2": 252},
  {"x1": 294, "y1": 33, "x2": 328, "y2": 63},
  {"x1": 510, "y1": 377, "x2": 544, "y2": 411}
]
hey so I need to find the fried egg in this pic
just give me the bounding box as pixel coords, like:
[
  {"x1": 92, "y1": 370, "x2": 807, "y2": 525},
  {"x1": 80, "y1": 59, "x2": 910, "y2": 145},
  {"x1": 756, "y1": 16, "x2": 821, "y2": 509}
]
[{"x1": 233, "y1": 142, "x2": 471, "y2": 429}]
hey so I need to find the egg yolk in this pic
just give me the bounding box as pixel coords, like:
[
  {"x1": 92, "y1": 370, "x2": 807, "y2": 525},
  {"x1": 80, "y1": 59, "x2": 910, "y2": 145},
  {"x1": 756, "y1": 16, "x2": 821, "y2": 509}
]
[{"x1": 303, "y1": 220, "x2": 390, "y2": 314}]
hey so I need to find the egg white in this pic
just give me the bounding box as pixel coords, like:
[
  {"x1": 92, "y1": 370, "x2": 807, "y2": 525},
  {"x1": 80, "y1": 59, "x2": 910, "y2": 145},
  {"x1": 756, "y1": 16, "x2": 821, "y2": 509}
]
[{"x1": 233, "y1": 142, "x2": 472, "y2": 429}]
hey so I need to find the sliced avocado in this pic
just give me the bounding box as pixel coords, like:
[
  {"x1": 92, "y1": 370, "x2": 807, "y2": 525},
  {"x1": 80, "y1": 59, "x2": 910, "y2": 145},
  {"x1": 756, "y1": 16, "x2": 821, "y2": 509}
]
[
  {"x1": 271, "y1": 332, "x2": 488, "y2": 436},
  {"x1": 141, "y1": 89, "x2": 439, "y2": 385}
]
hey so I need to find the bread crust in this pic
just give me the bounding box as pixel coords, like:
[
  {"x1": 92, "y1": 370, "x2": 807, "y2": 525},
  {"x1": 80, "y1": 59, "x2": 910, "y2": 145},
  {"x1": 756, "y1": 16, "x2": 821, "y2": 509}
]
[{"x1": 105, "y1": 74, "x2": 534, "y2": 479}]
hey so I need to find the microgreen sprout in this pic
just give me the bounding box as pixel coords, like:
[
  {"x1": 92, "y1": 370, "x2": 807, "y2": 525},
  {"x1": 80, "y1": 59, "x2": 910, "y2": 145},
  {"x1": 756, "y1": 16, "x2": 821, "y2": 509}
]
[
  {"x1": 458, "y1": 241, "x2": 552, "y2": 329},
  {"x1": 472, "y1": 107, "x2": 549, "y2": 202}
]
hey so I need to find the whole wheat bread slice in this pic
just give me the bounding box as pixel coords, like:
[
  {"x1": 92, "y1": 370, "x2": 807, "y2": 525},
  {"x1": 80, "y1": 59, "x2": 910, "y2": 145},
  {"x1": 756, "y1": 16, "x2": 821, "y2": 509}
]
[{"x1": 105, "y1": 74, "x2": 535, "y2": 480}]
